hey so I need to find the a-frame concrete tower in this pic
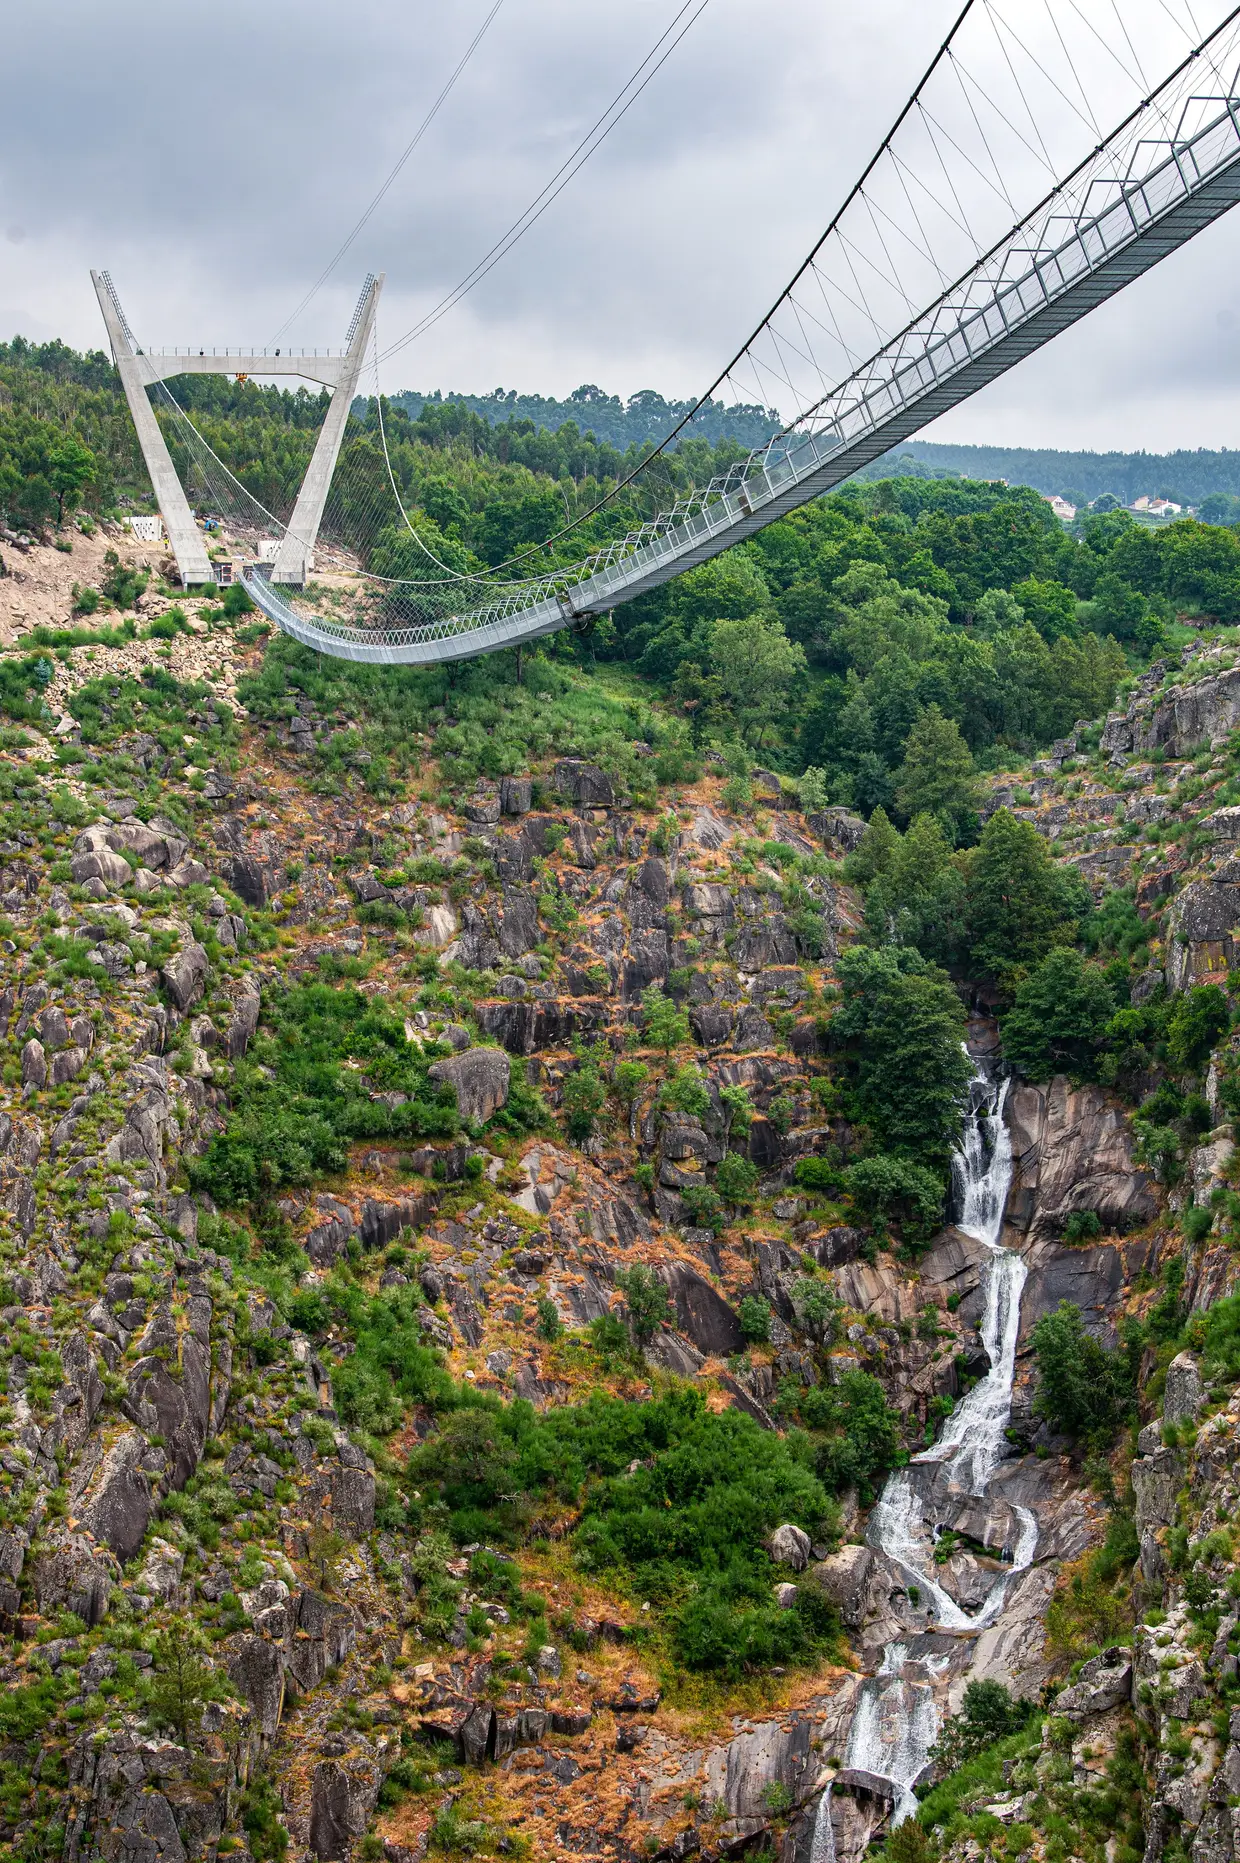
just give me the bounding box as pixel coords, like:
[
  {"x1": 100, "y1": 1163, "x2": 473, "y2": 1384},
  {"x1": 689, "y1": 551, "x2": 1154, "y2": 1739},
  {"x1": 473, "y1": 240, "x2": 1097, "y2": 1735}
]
[{"x1": 92, "y1": 271, "x2": 383, "y2": 588}]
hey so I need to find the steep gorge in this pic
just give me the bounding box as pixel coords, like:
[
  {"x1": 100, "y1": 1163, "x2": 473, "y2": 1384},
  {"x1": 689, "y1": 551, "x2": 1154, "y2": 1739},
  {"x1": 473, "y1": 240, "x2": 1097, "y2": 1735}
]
[{"x1": 0, "y1": 523, "x2": 1238, "y2": 1863}]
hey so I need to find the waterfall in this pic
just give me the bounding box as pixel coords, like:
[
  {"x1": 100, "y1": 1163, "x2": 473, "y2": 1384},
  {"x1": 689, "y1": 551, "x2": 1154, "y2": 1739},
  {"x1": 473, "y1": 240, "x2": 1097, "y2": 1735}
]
[
  {"x1": 838, "y1": 1058, "x2": 1037, "y2": 1826},
  {"x1": 809, "y1": 1784, "x2": 836, "y2": 1863}
]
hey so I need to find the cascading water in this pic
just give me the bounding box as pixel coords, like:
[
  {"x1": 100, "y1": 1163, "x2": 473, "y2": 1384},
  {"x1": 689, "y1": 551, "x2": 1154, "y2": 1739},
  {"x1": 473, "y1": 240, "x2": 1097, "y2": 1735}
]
[{"x1": 813, "y1": 1058, "x2": 1038, "y2": 1851}]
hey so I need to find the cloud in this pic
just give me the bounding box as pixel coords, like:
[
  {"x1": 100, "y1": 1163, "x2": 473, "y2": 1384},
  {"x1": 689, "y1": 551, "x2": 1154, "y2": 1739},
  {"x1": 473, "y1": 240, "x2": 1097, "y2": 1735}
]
[{"x1": 2, "y1": 0, "x2": 1239, "y2": 451}]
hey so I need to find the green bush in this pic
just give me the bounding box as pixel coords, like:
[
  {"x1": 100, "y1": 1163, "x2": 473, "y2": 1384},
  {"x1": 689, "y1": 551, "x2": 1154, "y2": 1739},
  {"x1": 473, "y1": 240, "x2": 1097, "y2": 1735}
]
[
  {"x1": 844, "y1": 1154, "x2": 946, "y2": 1239},
  {"x1": 408, "y1": 1386, "x2": 836, "y2": 1675},
  {"x1": 794, "y1": 1156, "x2": 844, "y2": 1194},
  {"x1": 1002, "y1": 948, "x2": 1115, "y2": 1081},
  {"x1": 738, "y1": 1295, "x2": 773, "y2": 1343},
  {"x1": 615, "y1": 1264, "x2": 671, "y2": 1343},
  {"x1": 192, "y1": 982, "x2": 461, "y2": 1210},
  {"x1": 1167, "y1": 983, "x2": 1231, "y2": 1071},
  {"x1": 930, "y1": 1679, "x2": 1033, "y2": 1772},
  {"x1": 1031, "y1": 1301, "x2": 1132, "y2": 1446},
  {"x1": 800, "y1": 1369, "x2": 903, "y2": 1501},
  {"x1": 716, "y1": 1153, "x2": 759, "y2": 1205}
]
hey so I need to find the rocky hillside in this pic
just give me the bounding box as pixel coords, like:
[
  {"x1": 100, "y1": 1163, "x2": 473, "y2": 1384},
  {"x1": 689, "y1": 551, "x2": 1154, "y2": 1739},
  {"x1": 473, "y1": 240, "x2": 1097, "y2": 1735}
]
[{"x1": 0, "y1": 524, "x2": 1239, "y2": 1863}]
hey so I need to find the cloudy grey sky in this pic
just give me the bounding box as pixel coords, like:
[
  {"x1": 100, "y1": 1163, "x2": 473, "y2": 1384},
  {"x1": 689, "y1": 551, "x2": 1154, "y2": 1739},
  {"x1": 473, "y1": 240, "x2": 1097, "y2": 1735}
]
[{"x1": 3, "y1": 0, "x2": 1240, "y2": 452}]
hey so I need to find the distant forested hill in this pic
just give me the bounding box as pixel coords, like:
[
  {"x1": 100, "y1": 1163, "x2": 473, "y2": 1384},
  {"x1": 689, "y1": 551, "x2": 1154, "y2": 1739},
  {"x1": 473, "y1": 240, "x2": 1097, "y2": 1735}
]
[
  {"x1": 868, "y1": 439, "x2": 1240, "y2": 507},
  {"x1": 386, "y1": 383, "x2": 780, "y2": 452}
]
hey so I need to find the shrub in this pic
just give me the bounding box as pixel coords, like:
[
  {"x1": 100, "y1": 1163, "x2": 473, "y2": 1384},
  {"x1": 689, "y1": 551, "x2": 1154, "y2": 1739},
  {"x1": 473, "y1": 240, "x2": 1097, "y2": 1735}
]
[
  {"x1": 1031, "y1": 1300, "x2": 1131, "y2": 1445},
  {"x1": 738, "y1": 1295, "x2": 773, "y2": 1344},
  {"x1": 1183, "y1": 1204, "x2": 1214, "y2": 1245},
  {"x1": 844, "y1": 1154, "x2": 945, "y2": 1239},
  {"x1": 562, "y1": 1053, "x2": 606, "y2": 1141},
  {"x1": 192, "y1": 982, "x2": 460, "y2": 1210},
  {"x1": 410, "y1": 1386, "x2": 836, "y2": 1675},
  {"x1": 716, "y1": 1153, "x2": 759, "y2": 1205},
  {"x1": 929, "y1": 1679, "x2": 1032, "y2": 1772},
  {"x1": 1001, "y1": 948, "x2": 1115, "y2": 1081},
  {"x1": 535, "y1": 1296, "x2": 561, "y2": 1341},
  {"x1": 1063, "y1": 1210, "x2": 1103, "y2": 1244},
  {"x1": 801, "y1": 1369, "x2": 903, "y2": 1500},
  {"x1": 615, "y1": 1264, "x2": 671, "y2": 1343},
  {"x1": 1167, "y1": 983, "x2": 1231, "y2": 1071},
  {"x1": 794, "y1": 1156, "x2": 844, "y2": 1194}
]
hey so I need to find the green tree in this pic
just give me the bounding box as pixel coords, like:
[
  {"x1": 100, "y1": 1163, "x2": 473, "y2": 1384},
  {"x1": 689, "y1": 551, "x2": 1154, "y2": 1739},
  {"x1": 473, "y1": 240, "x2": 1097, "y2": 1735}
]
[
  {"x1": 797, "y1": 765, "x2": 829, "y2": 810},
  {"x1": 662, "y1": 1063, "x2": 711, "y2": 1120},
  {"x1": 562, "y1": 1051, "x2": 607, "y2": 1141},
  {"x1": 1167, "y1": 984, "x2": 1231, "y2": 1072},
  {"x1": 719, "y1": 1083, "x2": 755, "y2": 1154},
  {"x1": 710, "y1": 611, "x2": 807, "y2": 745},
  {"x1": 146, "y1": 1622, "x2": 229, "y2": 1751},
  {"x1": 1010, "y1": 576, "x2": 1078, "y2": 641},
  {"x1": 803, "y1": 1368, "x2": 903, "y2": 1500},
  {"x1": 47, "y1": 437, "x2": 96, "y2": 526},
  {"x1": 616, "y1": 1264, "x2": 672, "y2": 1343},
  {"x1": 844, "y1": 1154, "x2": 946, "y2": 1237},
  {"x1": 1031, "y1": 1301, "x2": 1130, "y2": 1444},
  {"x1": 892, "y1": 704, "x2": 982, "y2": 838},
  {"x1": 846, "y1": 806, "x2": 900, "y2": 886},
  {"x1": 929, "y1": 1679, "x2": 1030, "y2": 1771},
  {"x1": 964, "y1": 808, "x2": 1087, "y2": 984},
  {"x1": 408, "y1": 1410, "x2": 517, "y2": 1509},
  {"x1": 738, "y1": 1295, "x2": 772, "y2": 1343},
  {"x1": 641, "y1": 984, "x2": 689, "y2": 1055},
  {"x1": 716, "y1": 1153, "x2": 759, "y2": 1205},
  {"x1": 865, "y1": 812, "x2": 967, "y2": 968},
  {"x1": 834, "y1": 945, "x2": 972, "y2": 1171},
  {"x1": 1001, "y1": 948, "x2": 1115, "y2": 1081}
]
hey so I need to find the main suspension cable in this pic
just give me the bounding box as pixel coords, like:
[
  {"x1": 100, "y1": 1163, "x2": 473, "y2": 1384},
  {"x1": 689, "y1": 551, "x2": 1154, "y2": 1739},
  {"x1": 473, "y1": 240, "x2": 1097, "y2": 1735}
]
[{"x1": 269, "y1": 0, "x2": 507, "y2": 347}]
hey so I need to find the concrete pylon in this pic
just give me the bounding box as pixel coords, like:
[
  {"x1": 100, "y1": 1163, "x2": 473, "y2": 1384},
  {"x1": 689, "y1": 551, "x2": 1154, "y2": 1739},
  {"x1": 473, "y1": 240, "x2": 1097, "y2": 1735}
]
[
  {"x1": 92, "y1": 271, "x2": 215, "y2": 585},
  {"x1": 92, "y1": 271, "x2": 384, "y2": 590},
  {"x1": 272, "y1": 274, "x2": 383, "y2": 587}
]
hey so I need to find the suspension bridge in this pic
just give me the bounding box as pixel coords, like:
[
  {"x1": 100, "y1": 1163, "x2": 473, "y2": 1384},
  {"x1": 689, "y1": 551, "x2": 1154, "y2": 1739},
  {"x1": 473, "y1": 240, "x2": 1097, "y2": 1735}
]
[{"x1": 97, "y1": 1, "x2": 1240, "y2": 665}]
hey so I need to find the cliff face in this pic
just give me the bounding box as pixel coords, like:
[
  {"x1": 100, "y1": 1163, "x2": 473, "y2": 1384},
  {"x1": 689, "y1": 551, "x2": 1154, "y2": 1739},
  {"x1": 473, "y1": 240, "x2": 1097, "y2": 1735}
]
[{"x1": 2, "y1": 535, "x2": 1240, "y2": 1863}]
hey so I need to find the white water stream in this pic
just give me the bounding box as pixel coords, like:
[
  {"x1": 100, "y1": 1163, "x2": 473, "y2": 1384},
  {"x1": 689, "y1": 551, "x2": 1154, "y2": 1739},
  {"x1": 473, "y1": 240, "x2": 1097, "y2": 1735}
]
[{"x1": 812, "y1": 1061, "x2": 1038, "y2": 1849}]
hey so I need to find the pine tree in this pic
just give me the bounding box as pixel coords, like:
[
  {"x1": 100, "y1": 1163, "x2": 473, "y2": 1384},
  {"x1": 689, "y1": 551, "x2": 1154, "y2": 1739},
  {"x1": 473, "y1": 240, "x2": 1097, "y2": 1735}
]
[{"x1": 893, "y1": 703, "x2": 982, "y2": 836}]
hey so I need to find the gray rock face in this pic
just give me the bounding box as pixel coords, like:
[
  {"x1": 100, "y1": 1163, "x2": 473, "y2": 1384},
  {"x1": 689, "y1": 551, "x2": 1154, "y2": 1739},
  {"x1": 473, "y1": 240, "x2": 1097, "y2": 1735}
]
[
  {"x1": 812, "y1": 1544, "x2": 874, "y2": 1628},
  {"x1": 229, "y1": 1633, "x2": 285, "y2": 1742},
  {"x1": 500, "y1": 774, "x2": 532, "y2": 815},
  {"x1": 1166, "y1": 870, "x2": 1240, "y2": 991},
  {"x1": 660, "y1": 1263, "x2": 745, "y2": 1356},
  {"x1": 1005, "y1": 1078, "x2": 1157, "y2": 1245},
  {"x1": 121, "y1": 1331, "x2": 211, "y2": 1490},
  {"x1": 20, "y1": 1038, "x2": 45, "y2": 1088},
  {"x1": 162, "y1": 943, "x2": 209, "y2": 1014},
  {"x1": 554, "y1": 759, "x2": 614, "y2": 807},
  {"x1": 428, "y1": 1047, "x2": 510, "y2": 1123},
  {"x1": 308, "y1": 1751, "x2": 384, "y2": 1861},
  {"x1": 768, "y1": 1524, "x2": 812, "y2": 1571},
  {"x1": 702, "y1": 1713, "x2": 818, "y2": 1828},
  {"x1": 1164, "y1": 1351, "x2": 1205, "y2": 1426},
  {"x1": 81, "y1": 1430, "x2": 159, "y2": 1564},
  {"x1": 497, "y1": 888, "x2": 539, "y2": 957},
  {"x1": 1055, "y1": 1645, "x2": 1133, "y2": 1718},
  {"x1": 32, "y1": 1529, "x2": 118, "y2": 1626},
  {"x1": 1103, "y1": 660, "x2": 1240, "y2": 762},
  {"x1": 1133, "y1": 1445, "x2": 1185, "y2": 1534}
]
